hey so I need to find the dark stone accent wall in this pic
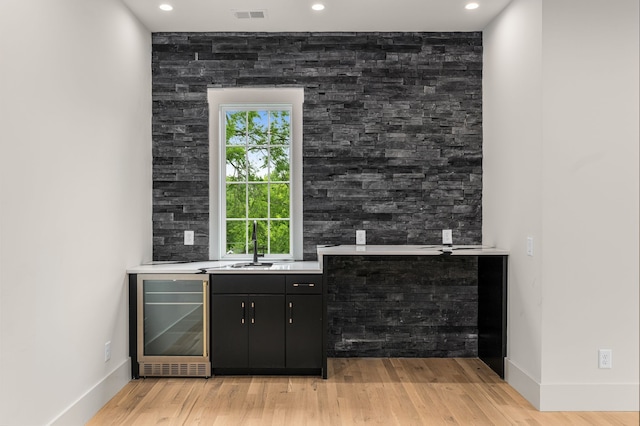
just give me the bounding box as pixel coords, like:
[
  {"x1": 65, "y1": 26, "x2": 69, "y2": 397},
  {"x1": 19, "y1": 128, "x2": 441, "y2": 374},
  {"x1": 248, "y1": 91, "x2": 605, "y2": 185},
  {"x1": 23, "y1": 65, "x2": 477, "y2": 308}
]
[
  {"x1": 152, "y1": 32, "x2": 483, "y2": 261},
  {"x1": 326, "y1": 256, "x2": 479, "y2": 357}
]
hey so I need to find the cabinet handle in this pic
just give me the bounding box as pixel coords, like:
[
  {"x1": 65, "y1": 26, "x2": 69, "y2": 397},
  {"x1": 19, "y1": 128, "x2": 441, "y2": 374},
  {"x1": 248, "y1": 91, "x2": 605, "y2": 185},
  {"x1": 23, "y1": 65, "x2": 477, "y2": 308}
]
[
  {"x1": 251, "y1": 301, "x2": 255, "y2": 324},
  {"x1": 289, "y1": 302, "x2": 293, "y2": 324},
  {"x1": 292, "y1": 283, "x2": 315, "y2": 287},
  {"x1": 241, "y1": 301, "x2": 245, "y2": 324}
]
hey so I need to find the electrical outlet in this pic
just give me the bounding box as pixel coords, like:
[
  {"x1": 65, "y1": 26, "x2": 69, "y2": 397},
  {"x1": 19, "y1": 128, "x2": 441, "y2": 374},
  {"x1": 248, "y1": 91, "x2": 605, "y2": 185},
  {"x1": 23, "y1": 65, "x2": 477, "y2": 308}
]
[
  {"x1": 598, "y1": 349, "x2": 612, "y2": 369},
  {"x1": 526, "y1": 236, "x2": 534, "y2": 256},
  {"x1": 184, "y1": 230, "x2": 194, "y2": 245},
  {"x1": 442, "y1": 229, "x2": 453, "y2": 245},
  {"x1": 104, "y1": 341, "x2": 111, "y2": 362},
  {"x1": 356, "y1": 230, "x2": 366, "y2": 245}
]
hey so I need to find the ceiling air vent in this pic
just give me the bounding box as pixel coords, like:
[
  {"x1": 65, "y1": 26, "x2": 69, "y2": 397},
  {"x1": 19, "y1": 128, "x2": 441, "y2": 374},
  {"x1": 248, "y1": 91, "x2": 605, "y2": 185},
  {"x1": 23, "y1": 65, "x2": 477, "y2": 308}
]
[{"x1": 233, "y1": 10, "x2": 267, "y2": 19}]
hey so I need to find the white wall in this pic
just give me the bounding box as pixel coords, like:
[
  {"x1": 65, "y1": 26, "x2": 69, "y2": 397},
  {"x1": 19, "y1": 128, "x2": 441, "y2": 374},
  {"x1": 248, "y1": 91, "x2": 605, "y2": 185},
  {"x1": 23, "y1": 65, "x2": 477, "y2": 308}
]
[
  {"x1": 483, "y1": 0, "x2": 544, "y2": 408},
  {"x1": 484, "y1": 0, "x2": 639, "y2": 411},
  {"x1": 0, "y1": 1, "x2": 152, "y2": 424},
  {"x1": 539, "y1": 0, "x2": 639, "y2": 411}
]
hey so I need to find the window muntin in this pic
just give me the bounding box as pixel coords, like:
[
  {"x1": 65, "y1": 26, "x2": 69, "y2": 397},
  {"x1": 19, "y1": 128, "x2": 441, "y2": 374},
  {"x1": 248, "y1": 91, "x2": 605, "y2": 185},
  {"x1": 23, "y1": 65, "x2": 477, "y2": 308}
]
[{"x1": 222, "y1": 107, "x2": 292, "y2": 257}]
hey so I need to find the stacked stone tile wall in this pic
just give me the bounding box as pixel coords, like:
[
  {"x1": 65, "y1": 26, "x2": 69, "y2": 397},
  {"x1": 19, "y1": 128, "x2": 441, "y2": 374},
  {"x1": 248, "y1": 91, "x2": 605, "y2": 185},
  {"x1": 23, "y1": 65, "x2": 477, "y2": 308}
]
[
  {"x1": 152, "y1": 32, "x2": 483, "y2": 261},
  {"x1": 326, "y1": 256, "x2": 479, "y2": 358}
]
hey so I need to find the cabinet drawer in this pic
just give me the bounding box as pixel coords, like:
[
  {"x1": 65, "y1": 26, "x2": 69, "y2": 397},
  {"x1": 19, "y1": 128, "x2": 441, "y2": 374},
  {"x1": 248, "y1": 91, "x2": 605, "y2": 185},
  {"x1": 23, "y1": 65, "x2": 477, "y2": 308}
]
[
  {"x1": 212, "y1": 274, "x2": 285, "y2": 294},
  {"x1": 286, "y1": 274, "x2": 322, "y2": 294}
]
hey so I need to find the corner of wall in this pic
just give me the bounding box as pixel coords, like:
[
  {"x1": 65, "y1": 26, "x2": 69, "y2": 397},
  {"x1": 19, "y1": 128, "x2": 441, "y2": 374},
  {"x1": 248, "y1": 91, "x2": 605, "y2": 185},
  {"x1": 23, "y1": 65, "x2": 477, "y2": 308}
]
[
  {"x1": 48, "y1": 359, "x2": 131, "y2": 426},
  {"x1": 505, "y1": 358, "x2": 541, "y2": 410},
  {"x1": 482, "y1": 0, "x2": 544, "y2": 410}
]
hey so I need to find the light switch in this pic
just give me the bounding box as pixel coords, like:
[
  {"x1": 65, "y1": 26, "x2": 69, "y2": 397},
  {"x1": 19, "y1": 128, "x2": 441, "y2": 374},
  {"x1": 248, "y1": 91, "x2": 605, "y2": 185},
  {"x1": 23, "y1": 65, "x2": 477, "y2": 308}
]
[{"x1": 526, "y1": 236, "x2": 534, "y2": 256}]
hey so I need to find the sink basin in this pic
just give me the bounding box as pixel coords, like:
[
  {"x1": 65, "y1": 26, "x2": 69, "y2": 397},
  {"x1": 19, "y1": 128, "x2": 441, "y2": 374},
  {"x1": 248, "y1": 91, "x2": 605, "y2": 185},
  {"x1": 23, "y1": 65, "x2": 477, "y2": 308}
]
[
  {"x1": 230, "y1": 262, "x2": 274, "y2": 268},
  {"x1": 199, "y1": 260, "x2": 300, "y2": 272}
]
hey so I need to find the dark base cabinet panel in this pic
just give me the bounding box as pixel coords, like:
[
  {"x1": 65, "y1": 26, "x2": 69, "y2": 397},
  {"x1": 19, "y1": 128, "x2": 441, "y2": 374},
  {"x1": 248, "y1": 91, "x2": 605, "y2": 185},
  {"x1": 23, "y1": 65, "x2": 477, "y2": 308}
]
[
  {"x1": 478, "y1": 256, "x2": 507, "y2": 378},
  {"x1": 211, "y1": 295, "x2": 249, "y2": 369},
  {"x1": 212, "y1": 368, "x2": 322, "y2": 376},
  {"x1": 212, "y1": 294, "x2": 285, "y2": 370},
  {"x1": 249, "y1": 295, "x2": 285, "y2": 369},
  {"x1": 286, "y1": 295, "x2": 323, "y2": 369},
  {"x1": 128, "y1": 275, "x2": 139, "y2": 378}
]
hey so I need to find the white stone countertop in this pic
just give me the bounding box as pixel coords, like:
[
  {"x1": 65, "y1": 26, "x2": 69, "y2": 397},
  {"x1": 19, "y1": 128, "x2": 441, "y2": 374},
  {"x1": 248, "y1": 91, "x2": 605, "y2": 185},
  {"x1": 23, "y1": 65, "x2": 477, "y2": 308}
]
[
  {"x1": 127, "y1": 260, "x2": 322, "y2": 274},
  {"x1": 317, "y1": 244, "x2": 509, "y2": 258},
  {"x1": 127, "y1": 245, "x2": 508, "y2": 274}
]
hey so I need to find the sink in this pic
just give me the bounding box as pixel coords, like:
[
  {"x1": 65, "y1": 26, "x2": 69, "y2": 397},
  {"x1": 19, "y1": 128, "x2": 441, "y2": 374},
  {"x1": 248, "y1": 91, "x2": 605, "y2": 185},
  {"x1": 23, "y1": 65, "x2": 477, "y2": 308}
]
[
  {"x1": 199, "y1": 260, "x2": 299, "y2": 272},
  {"x1": 230, "y1": 262, "x2": 274, "y2": 268}
]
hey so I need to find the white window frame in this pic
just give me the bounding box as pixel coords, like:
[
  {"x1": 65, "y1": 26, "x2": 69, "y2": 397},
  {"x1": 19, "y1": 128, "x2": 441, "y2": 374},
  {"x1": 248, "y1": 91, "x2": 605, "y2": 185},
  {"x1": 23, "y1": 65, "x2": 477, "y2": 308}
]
[{"x1": 208, "y1": 88, "x2": 303, "y2": 260}]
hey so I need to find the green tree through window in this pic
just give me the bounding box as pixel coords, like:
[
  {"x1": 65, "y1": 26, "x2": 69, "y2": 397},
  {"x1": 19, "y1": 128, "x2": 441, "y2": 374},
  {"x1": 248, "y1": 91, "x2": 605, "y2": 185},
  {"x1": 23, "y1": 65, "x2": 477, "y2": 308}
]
[{"x1": 224, "y1": 108, "x2": 291, "y2": 256}]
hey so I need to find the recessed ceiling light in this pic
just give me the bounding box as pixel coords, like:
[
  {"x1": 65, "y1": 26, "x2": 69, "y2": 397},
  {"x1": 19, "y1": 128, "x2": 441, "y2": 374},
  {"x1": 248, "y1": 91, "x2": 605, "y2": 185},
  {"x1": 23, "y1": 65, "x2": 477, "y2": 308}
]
[
  {"x1": 311, "y1": 4, "x2": 325, "y2": 11},
  {"x1": 159, "y1": 4, "x2": 173, "y2": 11},
  {"x1": 465, "y1": 2, "x2": 479, "y2": 10}
]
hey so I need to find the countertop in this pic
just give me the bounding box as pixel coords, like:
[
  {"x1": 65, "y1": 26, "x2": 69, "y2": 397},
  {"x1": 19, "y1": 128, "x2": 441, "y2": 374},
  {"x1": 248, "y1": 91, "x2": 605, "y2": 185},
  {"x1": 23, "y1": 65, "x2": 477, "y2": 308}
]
[
  {"x1": 127, "y1": 260, "x2": 322, "y2": 274},
  {"x1": 317, "y1": 244, "x2": 509, "y2": 259},
  {"x1": 127, "y1": 245, "x2": 508, "y2": 274}
]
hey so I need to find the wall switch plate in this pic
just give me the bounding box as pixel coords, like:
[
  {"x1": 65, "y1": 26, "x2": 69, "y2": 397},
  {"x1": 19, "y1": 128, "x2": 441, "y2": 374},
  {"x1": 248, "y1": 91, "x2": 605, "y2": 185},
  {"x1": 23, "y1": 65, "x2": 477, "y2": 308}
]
[
  {"x1": 526, "y1": 236, "x2": 534, "y2": 256},
  {"x1": 104, "y1": 341, "x2": 111, "y2": 362},
  {"x1": 356, "y1": 230, "x2": 366, "y2": 245},
  {"x1": 598, "y1": 349, "x2": 612, "y2": 369},
  {"x1": 442, "y1": 229, "x2": 453, "y2": 245},
  {"x1": 184, "y1": 230, "x2": 194, "y2": 245}
]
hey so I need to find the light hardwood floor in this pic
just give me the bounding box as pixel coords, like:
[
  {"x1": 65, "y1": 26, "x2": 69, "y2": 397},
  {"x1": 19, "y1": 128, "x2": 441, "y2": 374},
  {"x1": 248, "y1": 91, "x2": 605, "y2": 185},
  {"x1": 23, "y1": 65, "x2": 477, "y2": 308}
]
[{"x1": 88, "y1": 358, "x2": 639, "y2": 425}]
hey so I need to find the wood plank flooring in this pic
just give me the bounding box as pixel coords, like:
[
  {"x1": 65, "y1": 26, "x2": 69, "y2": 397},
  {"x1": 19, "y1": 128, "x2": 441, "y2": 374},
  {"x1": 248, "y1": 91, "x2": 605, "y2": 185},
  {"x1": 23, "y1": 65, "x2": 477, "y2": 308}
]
[{"x1": 88, "y1": 358, "x2": 639, "y2": 425}]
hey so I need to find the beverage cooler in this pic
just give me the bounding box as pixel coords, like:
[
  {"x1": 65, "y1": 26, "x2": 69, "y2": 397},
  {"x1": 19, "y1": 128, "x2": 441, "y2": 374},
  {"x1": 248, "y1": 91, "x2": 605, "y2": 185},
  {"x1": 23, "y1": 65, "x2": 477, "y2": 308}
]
[{"x1": 133, "y1": 274, "x2": 210, "y2": 377}]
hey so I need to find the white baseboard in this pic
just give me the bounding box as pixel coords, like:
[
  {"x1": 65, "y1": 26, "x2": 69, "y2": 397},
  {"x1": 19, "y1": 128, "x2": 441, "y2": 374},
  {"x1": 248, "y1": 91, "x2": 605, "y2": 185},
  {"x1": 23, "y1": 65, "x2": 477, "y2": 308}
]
[
  {"x1": 506, "y1": 358, "x2": 640, "y2": 411},
  {"x1": 540, "y1": 382, "x2": 640, "y2": 412},
  {"x1": 505, "y1": 358, "x2": 541, "y2": 409},
  {"x1": 48, "y1": 358, "x2": 131, "y2": 426}
]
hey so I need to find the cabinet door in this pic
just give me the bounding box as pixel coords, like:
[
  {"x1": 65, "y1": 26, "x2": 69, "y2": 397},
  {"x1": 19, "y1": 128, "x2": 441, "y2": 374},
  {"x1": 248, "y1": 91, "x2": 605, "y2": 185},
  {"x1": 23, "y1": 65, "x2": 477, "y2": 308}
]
[
  {"x1": 286, "y1": 295, "x2": 323, "y2": 368},
  {"x1": 212, "y1": 295, "x2": 248, "y2": 368},
  {"x1": 248, "y1": 295, "x2": 285, "y2": 368}
]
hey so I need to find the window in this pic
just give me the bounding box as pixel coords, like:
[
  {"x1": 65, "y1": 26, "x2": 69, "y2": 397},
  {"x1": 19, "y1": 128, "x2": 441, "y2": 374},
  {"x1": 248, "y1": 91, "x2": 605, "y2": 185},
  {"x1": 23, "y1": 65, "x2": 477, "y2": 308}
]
[
  {"x1": 208, "y1": 88, "x2": 303, "y2": 260},
  {"x1": 223, "y1": 107, "x2": 291, "y2": 255}
]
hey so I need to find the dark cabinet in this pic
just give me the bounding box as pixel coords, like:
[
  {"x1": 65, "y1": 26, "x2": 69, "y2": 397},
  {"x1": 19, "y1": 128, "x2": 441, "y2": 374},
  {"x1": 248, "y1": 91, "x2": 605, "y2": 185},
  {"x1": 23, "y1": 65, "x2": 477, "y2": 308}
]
[
  {"x1": 248, "y1": 295, "x2": 285, "y2": 368},
  {"x1": 286, "y1": 294, "x2": 322, "y2": 368},
  {"x1": 212, "y1": 294, "x2": 284, "y2": 369},
  {"x1": 285, "y1": 274, "x2": 323, "y2": 369},
  {"x1": 211, "y1": 273, "x2": 324, "y2": 376},
  {"x1": 211, "y1": 294, "x2": 248, "y2": 368}
]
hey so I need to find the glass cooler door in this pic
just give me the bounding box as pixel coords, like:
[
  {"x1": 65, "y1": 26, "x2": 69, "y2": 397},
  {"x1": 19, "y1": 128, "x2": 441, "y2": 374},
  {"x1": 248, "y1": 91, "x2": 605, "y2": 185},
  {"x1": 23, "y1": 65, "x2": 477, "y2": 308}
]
[{"x1": 138, "y1": 275, "x2": 208, "y2": 358}]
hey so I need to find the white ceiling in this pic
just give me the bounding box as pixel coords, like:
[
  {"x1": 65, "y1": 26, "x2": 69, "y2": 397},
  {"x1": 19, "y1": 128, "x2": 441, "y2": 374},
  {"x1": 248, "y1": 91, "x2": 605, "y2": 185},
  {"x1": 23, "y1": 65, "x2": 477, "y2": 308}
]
[{"x1": 121, "y1": 0, "x2": 513, "y2": 33}]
